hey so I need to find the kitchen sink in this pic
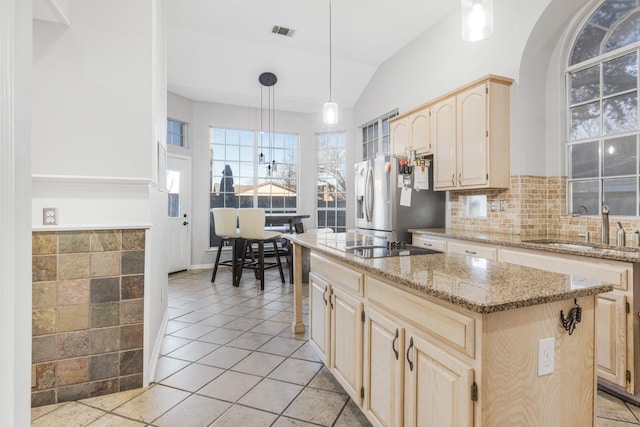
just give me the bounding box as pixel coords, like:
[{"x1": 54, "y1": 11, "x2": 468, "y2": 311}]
[{"x1": 538, "y1": 242, "x2": 595, "y2": 250}]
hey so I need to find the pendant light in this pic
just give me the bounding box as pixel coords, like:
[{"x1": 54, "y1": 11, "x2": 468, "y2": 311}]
[
  {"x1": 259, "y1": 72, "x2": 278, "y2": 175},
  {"x1": 323, "y1": 0, "x2": 338, "y2": 124},
  {"x1": 461, "y1": 0, "x2": 494, "y2": 42}
]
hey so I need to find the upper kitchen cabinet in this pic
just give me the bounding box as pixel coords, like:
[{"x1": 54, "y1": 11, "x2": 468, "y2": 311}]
[
  {"x1": 390, "y1": 106, "x2": 432, "y2": 156},
  {"x1": 432, "y1": 75, "x2": 513, "y2": 191}
]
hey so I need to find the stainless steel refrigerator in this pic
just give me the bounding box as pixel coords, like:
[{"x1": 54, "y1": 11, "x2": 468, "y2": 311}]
[{"x1": 355, "y1": 154, "x2": 445, "y2": 243}]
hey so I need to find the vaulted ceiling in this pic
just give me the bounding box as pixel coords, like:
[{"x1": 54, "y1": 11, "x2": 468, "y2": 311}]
[{"x1": 167, "y1": 0, "x2": 459, "y2": 113}]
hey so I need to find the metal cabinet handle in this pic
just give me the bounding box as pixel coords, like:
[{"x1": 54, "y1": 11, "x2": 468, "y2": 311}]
[
  {"x1": 451, "y1": 174, "x2": 455, "y2": 186},
  {"x1": 465, "y1": 250, "x2": 477, "y2": 255},
  {"x1": 329, "y1": 289, "x2": 334, "y2": 310},
  {"x1": 458, "y1": 173, "x2": 462, "y2": 185},
  {"x1": 423, "y1": 242, "x2": 432, "y2": 247},
  {"x1": 392, "y1": 328, "x2": 399, "y2": 360},
  {"x1": 322, "y1": 286, "x2": 328, "y2": 306},
  {"x1": 406, "y1": 336, "x2": 414, "y2": 371}
]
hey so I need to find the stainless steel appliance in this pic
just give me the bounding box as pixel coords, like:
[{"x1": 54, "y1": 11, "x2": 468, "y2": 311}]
[
  {"x1": 354, "y1": 154, "x2": 445, "y2": 243},
  {"x1": 355, "y1": 155, "x2": 392, "y2": 237}
]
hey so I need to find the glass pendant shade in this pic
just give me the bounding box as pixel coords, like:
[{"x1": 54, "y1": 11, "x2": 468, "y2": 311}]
[
  {"x1": 323, "y1": 101, "x2": 338, "y2": 125},
  {"x1": 461, "y1": 0, "x2": 494, "y2": 42}
]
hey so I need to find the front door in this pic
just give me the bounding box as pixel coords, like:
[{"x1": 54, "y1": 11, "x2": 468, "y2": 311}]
[{"x1": 167, "y1": 155, "x2": 191, "y2": 273}]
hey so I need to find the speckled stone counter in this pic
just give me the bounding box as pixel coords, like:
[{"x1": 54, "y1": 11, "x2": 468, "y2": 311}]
[
  {"x1": 287, "y1": 232, "x2": 613, "y2": 314},
  {"x1": 411, "y1": 228, "x2": 640, "y2": 262}
]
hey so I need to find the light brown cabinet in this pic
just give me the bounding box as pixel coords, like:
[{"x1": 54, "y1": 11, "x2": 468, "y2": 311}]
[
  {"x1": 390, "y1": 107, "x2": 432, "y2": 156},
  {"x1": 432, "y1": 76, "x2": 512, "y2": 191},
  {"x1": 308, "y1": 253, "x2": 364, "y2": 405}
]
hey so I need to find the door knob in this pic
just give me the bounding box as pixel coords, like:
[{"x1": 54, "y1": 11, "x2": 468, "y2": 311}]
[{"x1": 183, "y1": 221, "x2": 189, "y2": 226}]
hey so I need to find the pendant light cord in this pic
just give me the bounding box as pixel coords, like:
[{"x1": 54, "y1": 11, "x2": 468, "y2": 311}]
[{"x1": 329, "y1": 0, "x2": 333, "y2": 102}]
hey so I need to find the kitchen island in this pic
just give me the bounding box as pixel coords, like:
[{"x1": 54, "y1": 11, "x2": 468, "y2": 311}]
[{"x1": 286, "y1": 231, "x2": 613, "y2": 426}]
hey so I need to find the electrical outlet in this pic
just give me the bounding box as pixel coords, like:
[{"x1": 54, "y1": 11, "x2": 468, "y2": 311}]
[
  {"x1": 538, "y1": 337, "x2": 555, "y2": 376},
  {"x1": 500, "y1": 200, "x2": 506, "y2": 211},
  {"x1": 43, "y1": 208, "x2": 58, "y2": 225},
  {"x1": 490, "y1": 201, "x2": 496, "y2": 211}
]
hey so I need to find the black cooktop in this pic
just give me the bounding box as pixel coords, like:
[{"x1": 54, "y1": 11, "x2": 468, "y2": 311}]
[{"x1": 350, "y1": 245, "x2": 441, "y2": 259}]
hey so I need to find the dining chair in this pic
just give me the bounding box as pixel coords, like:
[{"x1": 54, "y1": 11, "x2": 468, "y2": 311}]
[
  {"x1": 235, "y1": 208, "x2": 285, "y2": 290},
  {"x1": 210, "y1": 208, "x2": 240, "y2": 282}
]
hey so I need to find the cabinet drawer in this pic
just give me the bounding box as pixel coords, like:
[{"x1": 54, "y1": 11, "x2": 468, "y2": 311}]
[
  {"x1": 447, "y1": 240, "x2": 497, "y2": 261},
  {"x1": 311, "y1": 252, "x2": 364, "y2": 295},
  {"x1": 412, "y1": 234, "x2": 447, "y2": 252},
  {"x1": 366, "y1": 275, "x2": 475, "y2": 358},
  {"x1": 498, "y1": 248, "x2": 630, "y2": 291}
]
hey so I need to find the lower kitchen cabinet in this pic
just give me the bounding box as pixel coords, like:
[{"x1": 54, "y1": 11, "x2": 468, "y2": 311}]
[
  {"x1": 363, "y1": 307, "x2": 473, "y2": 427},
  {"x1": 309, "y1": 252, "x2": 364, "y2": 405}
]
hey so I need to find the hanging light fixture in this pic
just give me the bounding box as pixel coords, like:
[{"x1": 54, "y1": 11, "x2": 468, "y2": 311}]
[
  {"x1": 323, "y1": 0, "x2": 338, "y2": 124},
  {"x1": 461, "y1": 0, "x2": 494, "y2": 42},
  {"x1": 258, "y1": 72, "x2": 278, "y2": 175}
]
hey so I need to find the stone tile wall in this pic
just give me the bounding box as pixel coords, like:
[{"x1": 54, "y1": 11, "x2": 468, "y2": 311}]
[
  {"x1": 451, "y1": 175, "x2": 640, "y2": 245},
  {"x1": 31, "y1": 229, "x2": 145, "y2": 407}
]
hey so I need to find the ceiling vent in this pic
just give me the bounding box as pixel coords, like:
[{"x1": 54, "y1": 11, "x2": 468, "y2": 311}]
[{"x1": 272, "y1": 26, "x2": 295, "y2": 37}]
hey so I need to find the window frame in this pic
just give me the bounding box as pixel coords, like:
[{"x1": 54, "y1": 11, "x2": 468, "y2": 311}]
[
  {"x1": 361, "y1": 110, "x2": 398, "y2": 160},
  {"x1": 316, "y1": 131, "x2": 347, "y2": 233},
  {"x1": 167, "y1": 118, "x2": 188, "y2": 148},
  {"x1": 565, "y1": 0, "x2": 640, "y2": 216}
]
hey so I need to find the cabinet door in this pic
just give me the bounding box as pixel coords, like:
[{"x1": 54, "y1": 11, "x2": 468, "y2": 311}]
[
  {"x1": 596, "y1": 292, "x2": 627, "y2": 388},
  {"x1": 309, "y1": 273, "x2": 330, "y2": 365},
  {"x1": 391, "y1": 117, "x2": 409, "y2": 155},
  {"x1": 409, "y1": 108, "x2": 431, "y2": 154},
  {"x1": 363, "y1": 308, "x2": 404, "y2": 427},
  {"x1": 457, "y1": 83, "x2": 488, "y2": 188},
  {"x1": 432, "y1": 97, "x2": 457, "y2": 190},
  {"x1": 404, "y1": 333, "x2": 474, "y2": 427},
  {"x1": 331, "y1": 286, "x2": 364, "y2": 404}
]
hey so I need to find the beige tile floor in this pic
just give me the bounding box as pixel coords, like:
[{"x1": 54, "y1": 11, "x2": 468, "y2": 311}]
[{"x1": 31, "y1": 266, "x2": 640, "y2": 426}]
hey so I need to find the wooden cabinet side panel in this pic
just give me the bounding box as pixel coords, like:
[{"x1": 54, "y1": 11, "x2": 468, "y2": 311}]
[
  {"x1": 487, "y1": 81, "x2": 511, "y2": 188},
  {"x1": 481, "y1": 296, "x2": 596, "y2": 426},
  {"x1": 391, "y1": 118, "x2": 409, "y2": 155}
]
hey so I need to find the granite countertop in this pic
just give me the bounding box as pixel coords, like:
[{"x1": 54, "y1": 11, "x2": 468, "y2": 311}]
[
  {"x1": 287, "y1": 232, "x2": 613, "y2": 314},
  {"x1": 411, "y1": 228, "x2": 640, "y2": 262}
]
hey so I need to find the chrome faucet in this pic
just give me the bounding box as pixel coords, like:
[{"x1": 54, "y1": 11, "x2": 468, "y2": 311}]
[
  {"x1": 601, "y1": 205, "x2": 610, "y2": 244},
  {"x1": 576, "y1": 205, "x2": 589, "y2": 242}
]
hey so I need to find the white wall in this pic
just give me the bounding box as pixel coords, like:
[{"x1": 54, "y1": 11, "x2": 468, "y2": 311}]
[
  {"x1": 31, "y1": 0, "x2": 168, "y2": 386},
  {"x1": 2, "y1": 0, "x2": 33, "y2": 424}
]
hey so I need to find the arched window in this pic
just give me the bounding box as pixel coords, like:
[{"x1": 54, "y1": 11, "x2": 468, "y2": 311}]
[{"x1": 567, "y1": 0, "x2": 640, "y2": 216}]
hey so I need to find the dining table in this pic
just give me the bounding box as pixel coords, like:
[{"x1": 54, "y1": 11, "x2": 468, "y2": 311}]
[{"x1": 264, "y1": 213, "x2": 310, "y2": 233}]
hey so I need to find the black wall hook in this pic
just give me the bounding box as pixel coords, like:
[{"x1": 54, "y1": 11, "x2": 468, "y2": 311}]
[{"x1": 560, "y1": 299, "x2": 582, "y2": 335}]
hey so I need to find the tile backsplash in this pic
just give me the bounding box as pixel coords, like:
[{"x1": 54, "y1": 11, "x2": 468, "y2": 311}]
[
  {"x1": 31, "y1": 229, "x2": 145, "y2": 407},
  {"x1": 450, "y1": 175, "x2": 640, "y2": 245}
]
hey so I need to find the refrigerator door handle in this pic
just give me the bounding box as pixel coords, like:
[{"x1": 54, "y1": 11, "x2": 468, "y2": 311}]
[{"x1": 364, "y1": 166, "x2": 374, "y2": 222}]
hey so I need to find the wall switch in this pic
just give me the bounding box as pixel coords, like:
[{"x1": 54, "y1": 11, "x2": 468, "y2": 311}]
[
  {"x1": 43, "y1": 208, "x2": 58, "y2": 225},
  {"x1": 538, "y1": 337, "x2": 555, "y2": 376},
  {"x1": 490, "y1": 201, "x2": 496, "y2": 211},
  {"x1": 500, "y1": 200, "x2": 506, "y2": 211}
]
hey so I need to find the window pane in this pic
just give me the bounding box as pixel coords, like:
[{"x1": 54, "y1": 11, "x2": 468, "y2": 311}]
[
  {"x1": 603, "y1": 135, "x2": 637, "y2": 177},
  {"x1": 590, "y1": 0, "x2": 637, "y2": 29},
  {"x1": 571, "y1": 180, "x2": 599, "y2": 214},
  {"x1": 570, "y1": 141, "x2": 599, "y2": 179},
  {"x1": 570, "y1": 66, "x2": 600, "y2": 104},
  {"x1": 604, "y1": 177, "x2": 637, "y2": 215},
  {"x1": 605, "y1": 11, "x2": 640, "y2": 52},
  {"x1": 603, "y1": 92, "x2": 638, "y2": 135},
  {"x1": 603, "y1": 52, "x2": 638, "y2": 96},
  {"x1": 571, "y1": 102, "x2": 601, "y2": 140},
  {"x1": 570, "y1": 25, "x2": 607, "y2": 65}
]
